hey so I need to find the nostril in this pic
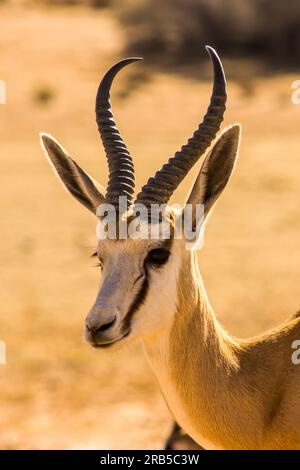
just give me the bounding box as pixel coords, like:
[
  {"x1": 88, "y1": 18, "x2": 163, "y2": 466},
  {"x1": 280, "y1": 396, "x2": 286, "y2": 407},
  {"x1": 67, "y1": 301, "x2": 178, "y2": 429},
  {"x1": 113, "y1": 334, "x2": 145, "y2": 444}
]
[
  {"x1": 96, "y1": 317, "x2": 116, "y2": 333},
  {"x1": 86, "y1": 316, "x2": 116, "y2": 334}
]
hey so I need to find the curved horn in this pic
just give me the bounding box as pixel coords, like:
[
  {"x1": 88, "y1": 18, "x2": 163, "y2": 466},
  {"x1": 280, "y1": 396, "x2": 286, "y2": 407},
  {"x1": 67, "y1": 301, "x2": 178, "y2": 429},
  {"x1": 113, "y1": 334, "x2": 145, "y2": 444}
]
[
  {"x1": 135, "y1": 46, "x2": 226, "y2": 207},
  {"x1": 95, "y1": 58, "x2": 142, "y2": 208}
]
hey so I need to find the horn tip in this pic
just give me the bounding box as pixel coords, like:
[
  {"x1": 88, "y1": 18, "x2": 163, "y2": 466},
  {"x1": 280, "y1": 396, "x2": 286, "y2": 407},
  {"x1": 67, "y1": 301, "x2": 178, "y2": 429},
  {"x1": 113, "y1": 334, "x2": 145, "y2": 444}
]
[
  {"x1": 123, "y1": 57, "x2": 143, "y2": 65},
  {"x1": 205, "y1": 45, "x2": 218, "y2": 59},
  {"x1": 205, "y1": 44, "x2": 227, "y2": 91}
]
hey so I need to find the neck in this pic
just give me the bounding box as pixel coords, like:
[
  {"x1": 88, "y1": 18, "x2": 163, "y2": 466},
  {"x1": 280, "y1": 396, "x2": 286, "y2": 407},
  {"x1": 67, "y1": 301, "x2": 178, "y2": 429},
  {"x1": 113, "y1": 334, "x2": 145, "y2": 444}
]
[{"x1": 142, "y1": 251, "x2": 264, "y2": 449}]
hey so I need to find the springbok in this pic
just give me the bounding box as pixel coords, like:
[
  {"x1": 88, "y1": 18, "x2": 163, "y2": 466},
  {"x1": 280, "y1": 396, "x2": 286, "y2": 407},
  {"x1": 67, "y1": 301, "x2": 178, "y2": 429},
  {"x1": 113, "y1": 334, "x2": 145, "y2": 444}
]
[{"x1": 41, "y1": 47, "x2": 300, "y2": 450}]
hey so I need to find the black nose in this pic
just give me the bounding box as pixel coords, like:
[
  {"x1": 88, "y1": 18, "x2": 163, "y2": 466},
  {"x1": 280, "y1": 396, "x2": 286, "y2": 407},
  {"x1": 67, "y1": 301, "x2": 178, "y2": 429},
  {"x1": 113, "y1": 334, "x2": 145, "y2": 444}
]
[{"x1": 85, "y1": 315, "x2": 116, "y2": 333}]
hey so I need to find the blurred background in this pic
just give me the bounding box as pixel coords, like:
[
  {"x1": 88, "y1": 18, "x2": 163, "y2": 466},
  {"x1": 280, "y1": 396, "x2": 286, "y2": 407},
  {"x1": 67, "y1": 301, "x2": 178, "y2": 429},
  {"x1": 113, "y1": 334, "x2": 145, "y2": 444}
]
[{"x1": 0, "y1": 0, "x2": 300, "y2": 449}]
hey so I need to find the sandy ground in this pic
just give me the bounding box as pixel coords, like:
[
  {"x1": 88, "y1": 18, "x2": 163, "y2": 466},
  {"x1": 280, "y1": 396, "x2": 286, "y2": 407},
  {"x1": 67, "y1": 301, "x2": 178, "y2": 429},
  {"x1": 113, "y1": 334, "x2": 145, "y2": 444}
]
[{"x1": 0, "y1": 3, "x2": 300, "y2": 449}]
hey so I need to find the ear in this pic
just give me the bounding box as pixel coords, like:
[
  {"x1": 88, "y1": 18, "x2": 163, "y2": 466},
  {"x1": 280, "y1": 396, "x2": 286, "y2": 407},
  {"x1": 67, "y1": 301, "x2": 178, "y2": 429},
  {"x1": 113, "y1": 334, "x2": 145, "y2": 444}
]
[
  {"x1": 40, "y1": 133, "x2": 105, "y2": 215},
  {"x1": 185, "y1": 124, "x2": 241, "y2": 221}
]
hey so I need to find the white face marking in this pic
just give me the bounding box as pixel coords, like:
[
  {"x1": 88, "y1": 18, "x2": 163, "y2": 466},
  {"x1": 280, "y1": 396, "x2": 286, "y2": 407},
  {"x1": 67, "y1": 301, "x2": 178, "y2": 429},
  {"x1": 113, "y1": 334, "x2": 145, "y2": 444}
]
[{"x1": 130, "y1": 238, "x2": 180, "y2": 341}]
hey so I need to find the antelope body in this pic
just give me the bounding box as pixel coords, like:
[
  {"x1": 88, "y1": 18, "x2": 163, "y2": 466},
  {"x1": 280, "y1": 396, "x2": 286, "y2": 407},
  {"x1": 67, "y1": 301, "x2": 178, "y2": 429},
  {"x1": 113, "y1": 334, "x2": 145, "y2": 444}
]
[{"x1": 41, "y1": 47, "x2": 300, "y2": 450}]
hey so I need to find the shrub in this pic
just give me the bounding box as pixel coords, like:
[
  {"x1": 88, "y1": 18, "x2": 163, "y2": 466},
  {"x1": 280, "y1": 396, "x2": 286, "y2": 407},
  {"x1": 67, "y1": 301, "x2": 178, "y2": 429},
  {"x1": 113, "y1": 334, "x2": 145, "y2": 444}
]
[{"x1": 117, "y1": 0, "x2": 300, "y2": 69}]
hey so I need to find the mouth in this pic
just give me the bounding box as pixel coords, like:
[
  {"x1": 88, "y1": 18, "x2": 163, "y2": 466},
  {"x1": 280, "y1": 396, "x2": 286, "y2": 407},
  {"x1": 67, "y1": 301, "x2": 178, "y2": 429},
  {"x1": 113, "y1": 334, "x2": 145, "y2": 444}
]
[{"x1": 88, "y1": 330, "x2": 130, "y2": 349}]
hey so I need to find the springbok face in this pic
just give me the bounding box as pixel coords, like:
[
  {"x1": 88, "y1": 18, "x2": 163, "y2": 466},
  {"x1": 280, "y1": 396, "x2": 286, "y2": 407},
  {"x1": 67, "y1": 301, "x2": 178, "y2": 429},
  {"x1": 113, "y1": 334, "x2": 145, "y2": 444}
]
[
  {"x1": 41, "y1": 47, "x2": 241, "y2": 350},
  {"x1": 86, "y1": 229, "x2": 180, "y2": 349}
]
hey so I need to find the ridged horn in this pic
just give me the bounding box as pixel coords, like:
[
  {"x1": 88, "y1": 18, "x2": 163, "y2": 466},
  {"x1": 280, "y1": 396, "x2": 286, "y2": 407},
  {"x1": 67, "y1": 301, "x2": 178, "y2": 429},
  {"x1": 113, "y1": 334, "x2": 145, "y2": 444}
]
[
  {"x1": 135, "y1": 46, "x2": 226, "y2": 207},
  {"x1": 95, "y1": 58, "x2": 142, "y2": 208}
]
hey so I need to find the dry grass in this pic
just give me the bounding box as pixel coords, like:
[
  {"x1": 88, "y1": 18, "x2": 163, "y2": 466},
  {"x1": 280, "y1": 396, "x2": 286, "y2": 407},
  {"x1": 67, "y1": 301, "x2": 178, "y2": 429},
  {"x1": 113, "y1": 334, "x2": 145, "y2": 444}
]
[{"x1": 0, "y1": 3, "x2": 300, "y2": 449}]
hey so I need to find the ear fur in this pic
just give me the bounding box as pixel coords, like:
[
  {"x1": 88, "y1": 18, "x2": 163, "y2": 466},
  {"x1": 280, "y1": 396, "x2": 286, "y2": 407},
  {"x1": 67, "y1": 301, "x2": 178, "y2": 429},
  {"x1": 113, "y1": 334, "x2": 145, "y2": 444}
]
[{"x1": 40, "y1": 133, "x2": 105, "y2": 214}]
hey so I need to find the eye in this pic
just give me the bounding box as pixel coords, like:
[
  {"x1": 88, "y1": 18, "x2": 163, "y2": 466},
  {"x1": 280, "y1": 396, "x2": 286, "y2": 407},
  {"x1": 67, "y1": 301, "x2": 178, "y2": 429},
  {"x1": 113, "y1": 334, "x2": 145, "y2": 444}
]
[
  {"x1": 146, "y1": 248, "x2": 170, "y2": 267},
  {"x1": 90, "y1": 251, "x2": 103, "y2": 270}
]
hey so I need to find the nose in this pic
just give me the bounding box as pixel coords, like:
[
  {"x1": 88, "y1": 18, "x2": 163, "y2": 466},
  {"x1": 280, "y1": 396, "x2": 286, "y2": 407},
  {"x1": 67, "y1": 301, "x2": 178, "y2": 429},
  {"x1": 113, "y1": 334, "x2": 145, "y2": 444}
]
[
  {"x1": 86, "y1": 315, "x2": 116, "y2": 334},
  {"x1": 85, "y1": 307, "x2": 116, "y2": 334}
]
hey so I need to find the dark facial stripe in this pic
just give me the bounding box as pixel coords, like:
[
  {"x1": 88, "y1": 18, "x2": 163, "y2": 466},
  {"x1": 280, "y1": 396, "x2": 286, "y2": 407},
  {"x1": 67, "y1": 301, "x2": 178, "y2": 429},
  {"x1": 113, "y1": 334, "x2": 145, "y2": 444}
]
[
  {"x1": 122, "y1": 266, "x2": 149, "y2": 334},
  {"x1": 122, "y1": 238, "x2": 173, "y2": 333}
]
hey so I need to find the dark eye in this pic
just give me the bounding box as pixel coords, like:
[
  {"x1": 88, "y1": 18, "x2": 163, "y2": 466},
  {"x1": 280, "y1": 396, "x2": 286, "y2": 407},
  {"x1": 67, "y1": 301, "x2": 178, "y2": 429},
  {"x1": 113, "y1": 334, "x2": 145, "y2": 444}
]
[{"x1": 146, "y1": 248, "x2": 170, "y2": 267}]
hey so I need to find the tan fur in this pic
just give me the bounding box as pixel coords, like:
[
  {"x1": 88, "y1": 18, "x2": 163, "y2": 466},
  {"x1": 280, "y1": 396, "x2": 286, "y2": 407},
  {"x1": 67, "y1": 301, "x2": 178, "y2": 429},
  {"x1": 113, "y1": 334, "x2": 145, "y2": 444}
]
[{"x1": 144, "y1": 245, "x2": 300, "y2": 449}]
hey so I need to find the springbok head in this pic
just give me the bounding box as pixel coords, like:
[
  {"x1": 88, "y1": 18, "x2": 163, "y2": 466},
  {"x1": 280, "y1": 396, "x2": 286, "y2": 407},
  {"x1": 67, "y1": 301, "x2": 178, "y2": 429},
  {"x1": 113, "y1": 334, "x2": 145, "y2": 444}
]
[{"x1": 41, "y1": 47, "x2": 241, "y2": 349}]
